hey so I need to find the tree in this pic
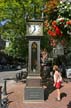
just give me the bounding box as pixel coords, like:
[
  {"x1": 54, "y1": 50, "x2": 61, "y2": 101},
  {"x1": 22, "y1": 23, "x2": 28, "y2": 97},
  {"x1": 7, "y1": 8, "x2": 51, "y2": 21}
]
[
  {"x1": 0, "y1": 0, "x2": 27, "y2": 58},
  {"x1": 44, "y1": 0, "x2": 59, "y2": 20},
  {"x1": 0, "y1": 0, "x2": 48, "y2": 59}
]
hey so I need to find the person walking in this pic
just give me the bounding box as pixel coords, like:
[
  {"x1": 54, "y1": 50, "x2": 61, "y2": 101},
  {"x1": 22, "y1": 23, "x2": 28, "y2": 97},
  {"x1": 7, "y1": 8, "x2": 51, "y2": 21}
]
[{"x1": 53, "y1": 65, "x2": 62, "y2": 101}]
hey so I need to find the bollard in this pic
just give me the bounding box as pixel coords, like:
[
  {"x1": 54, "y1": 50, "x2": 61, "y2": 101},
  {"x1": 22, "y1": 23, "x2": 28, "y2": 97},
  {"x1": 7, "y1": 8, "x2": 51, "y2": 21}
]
[
  {"x1": 0, "y1": 86, "x2": 2, "y2": 108},
  {"x1": 1, "y1": 86, "x2": 8, "y2": 108},
  {"x1": 1, "y1": 97, "x2": 8, "y2": 108},
  {"x1": 16, "y1": 72, "x2": 21, "y2": 82},
  {"x1": 3, "y1": 80, "x2": 7, "y2": 96}
]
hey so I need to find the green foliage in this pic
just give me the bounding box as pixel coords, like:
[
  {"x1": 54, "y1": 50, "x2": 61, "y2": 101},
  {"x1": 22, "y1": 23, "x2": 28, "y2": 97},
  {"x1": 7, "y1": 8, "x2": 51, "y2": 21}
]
[
  {"x1": 41, "y1": 35, "x2": 52, "y2": 52},
  {"x1": 0, "y1": 0, "x2": 44, "y2": 59},
  {"x1": 0, "y1": 0, "x2": 27, "y2": 58}
]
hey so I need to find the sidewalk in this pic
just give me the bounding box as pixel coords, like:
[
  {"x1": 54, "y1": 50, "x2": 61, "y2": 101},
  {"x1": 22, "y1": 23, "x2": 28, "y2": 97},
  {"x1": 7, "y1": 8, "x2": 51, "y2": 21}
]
[{"x1": 7, "y1": 80, "x2": 71, "y2": 108}]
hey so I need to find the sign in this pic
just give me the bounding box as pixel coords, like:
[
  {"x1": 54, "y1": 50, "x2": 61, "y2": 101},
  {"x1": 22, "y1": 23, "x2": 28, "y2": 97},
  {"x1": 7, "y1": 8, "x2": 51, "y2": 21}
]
[
  {"x1": 24, "y1": 87, "x2": 44, "y2": 100},
  {"x1": 53, "y1": 43, "x2": 64, "y2": 57},
  {"x1": 66, "y1": 69, "x2": 71, "y2": 78},
  {"x1": 53, "y1": 48, "x2": 58, "y2": 57}
]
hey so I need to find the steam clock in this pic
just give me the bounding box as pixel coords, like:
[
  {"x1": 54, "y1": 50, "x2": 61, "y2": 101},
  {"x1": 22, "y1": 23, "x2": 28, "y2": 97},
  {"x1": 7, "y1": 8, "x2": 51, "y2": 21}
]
[{"x1": 24, "y1": 4, "x2": 44, "y2": 101}]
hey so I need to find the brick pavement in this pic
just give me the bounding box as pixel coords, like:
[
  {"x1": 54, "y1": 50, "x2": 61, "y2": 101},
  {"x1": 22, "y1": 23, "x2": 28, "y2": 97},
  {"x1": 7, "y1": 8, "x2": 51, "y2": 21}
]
[{"x1": 6, "y1": 80, "x2": 71, "y2": 108}]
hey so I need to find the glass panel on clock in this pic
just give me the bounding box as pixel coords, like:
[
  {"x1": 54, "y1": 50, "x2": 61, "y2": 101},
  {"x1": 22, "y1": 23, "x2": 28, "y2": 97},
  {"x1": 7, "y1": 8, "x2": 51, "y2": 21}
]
[{"x1": 31, "y1": 42, "x2": 37, "y2": 73}]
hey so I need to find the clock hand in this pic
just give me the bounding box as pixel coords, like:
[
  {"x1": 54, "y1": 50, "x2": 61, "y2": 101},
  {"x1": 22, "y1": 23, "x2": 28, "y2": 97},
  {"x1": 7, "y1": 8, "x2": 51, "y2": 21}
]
[
  {"x1": 32, "y1": 25, "x2": 36, "y2": 33},
  {"x1": 34, "y1": 26, "x2": 36, "y2": 31}
]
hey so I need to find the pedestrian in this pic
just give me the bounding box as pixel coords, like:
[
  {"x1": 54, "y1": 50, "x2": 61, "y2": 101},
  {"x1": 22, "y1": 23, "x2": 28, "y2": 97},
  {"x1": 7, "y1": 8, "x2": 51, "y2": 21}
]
[
  {"x1": 41, "y1": 49, "x2": 48, "y2": 72},
  {"x1": 40, "y1": 49, "x2": 49, "y2": 87},
  {"x1": 53, "y1": 65, "x2": 62, "y2": 101}
]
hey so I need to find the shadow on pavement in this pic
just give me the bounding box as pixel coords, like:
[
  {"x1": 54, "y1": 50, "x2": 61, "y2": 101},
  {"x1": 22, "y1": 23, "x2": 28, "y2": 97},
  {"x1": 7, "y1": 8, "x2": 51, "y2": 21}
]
[
  {"x1": 44, "y1": 85, "x2": 55, "y2": 100},
  {"x1": 61, "y1": 92, "x2": 67, "y2": 99},
  {"x1": 7, "y1": 91, "x2": 14, "y2": 95},
  {"x1": 44, "y1": 81, "x2": 64, "y2": 101},
  {"x1": 8, "y1": 100, "x2": 14, "y2": 105},
  {"x1": 67, "y1": 101, "x2": 71, "y2": 108}
]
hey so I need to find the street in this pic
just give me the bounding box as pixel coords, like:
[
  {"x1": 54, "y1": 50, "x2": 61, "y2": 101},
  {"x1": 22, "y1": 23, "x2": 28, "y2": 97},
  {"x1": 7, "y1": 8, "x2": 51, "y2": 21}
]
[{"x1": 0, "y1": 69, "x2": 25, "y2": 84}]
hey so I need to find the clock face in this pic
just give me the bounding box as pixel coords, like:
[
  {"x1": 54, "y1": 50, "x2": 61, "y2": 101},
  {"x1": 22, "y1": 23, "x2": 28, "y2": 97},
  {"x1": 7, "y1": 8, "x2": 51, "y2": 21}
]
[
  {"x1": 26, "y1": 22, "x2": 43, "y2": 36},
  {"x1": 29, "y1": 25, "x2": 41, "y2": 35}
]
